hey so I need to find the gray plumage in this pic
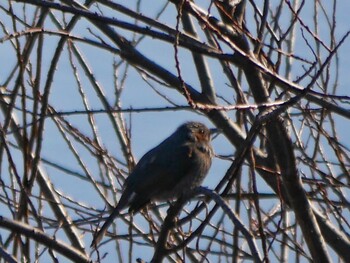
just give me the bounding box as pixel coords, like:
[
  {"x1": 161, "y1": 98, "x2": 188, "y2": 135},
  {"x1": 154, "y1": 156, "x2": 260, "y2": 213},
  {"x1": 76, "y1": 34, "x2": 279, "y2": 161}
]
[{"x1": 91, "y1": 121, "x2": 214, "y2": 246}]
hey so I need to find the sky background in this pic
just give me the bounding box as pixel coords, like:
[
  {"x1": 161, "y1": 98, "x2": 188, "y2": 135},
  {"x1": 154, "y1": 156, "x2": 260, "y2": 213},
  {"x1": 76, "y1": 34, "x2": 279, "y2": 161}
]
[{"x1": 0, "y1": 0, "x2": 350, "y2": 262}]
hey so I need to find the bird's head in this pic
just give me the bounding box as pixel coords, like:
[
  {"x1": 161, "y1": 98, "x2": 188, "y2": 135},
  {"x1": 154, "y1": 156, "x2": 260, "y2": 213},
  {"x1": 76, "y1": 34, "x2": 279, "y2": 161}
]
[{"x1": 177, "y1": 122, "x2": 215, "y2": 143}]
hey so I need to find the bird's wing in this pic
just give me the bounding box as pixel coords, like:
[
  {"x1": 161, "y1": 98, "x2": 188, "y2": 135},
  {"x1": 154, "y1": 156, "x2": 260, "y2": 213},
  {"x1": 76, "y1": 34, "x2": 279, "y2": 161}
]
[
  {"x1": 127, "y1": 142, "x2": 195, "y2": 200},
  {"x1": 91, "y1": 138, "x2": 196, "y2": 246}
]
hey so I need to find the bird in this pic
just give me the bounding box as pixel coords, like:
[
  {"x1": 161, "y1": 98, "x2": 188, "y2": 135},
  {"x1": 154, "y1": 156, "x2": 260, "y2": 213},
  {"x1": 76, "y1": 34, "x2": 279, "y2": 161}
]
[{"x1": 91, "y1": 121, "x2": 215, "y2": 246}]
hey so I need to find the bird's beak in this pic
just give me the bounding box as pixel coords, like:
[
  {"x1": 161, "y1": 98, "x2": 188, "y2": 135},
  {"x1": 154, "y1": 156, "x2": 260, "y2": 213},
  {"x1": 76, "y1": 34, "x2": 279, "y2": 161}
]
[
  {"x1": 210, "y1": 128, "x2": 221, "y2": 139},
  {"x1": 210, "y1": 128, "x2": 220, "y2": 134}
]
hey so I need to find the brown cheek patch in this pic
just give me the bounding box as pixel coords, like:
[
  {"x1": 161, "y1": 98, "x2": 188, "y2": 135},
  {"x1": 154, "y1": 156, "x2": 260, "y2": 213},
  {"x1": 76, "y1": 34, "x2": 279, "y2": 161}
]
[{"x1": 196, "y1": 133, "x2": 209, "y2": 142}]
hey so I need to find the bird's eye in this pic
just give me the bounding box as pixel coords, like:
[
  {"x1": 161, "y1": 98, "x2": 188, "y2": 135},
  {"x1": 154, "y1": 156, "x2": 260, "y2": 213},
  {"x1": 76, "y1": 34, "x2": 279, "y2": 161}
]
[{"x1": 199, "y1": 129, "x2": 204, "y2": 134}]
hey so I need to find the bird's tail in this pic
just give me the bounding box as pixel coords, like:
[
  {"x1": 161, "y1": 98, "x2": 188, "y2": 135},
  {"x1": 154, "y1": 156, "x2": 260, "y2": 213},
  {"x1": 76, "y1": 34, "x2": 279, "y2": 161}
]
[
  {"x1": 91, "y1": 189, "x2": 134, "y2": 247},
  {"x1": 91, "y1": 207, "x2": 121, "y2": 247}
]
